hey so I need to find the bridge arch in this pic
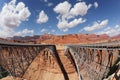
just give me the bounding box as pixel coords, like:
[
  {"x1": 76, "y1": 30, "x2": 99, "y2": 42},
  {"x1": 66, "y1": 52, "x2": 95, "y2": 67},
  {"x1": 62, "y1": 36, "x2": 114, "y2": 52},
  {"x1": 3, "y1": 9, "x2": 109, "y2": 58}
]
[{"x1": 64, "y1": 41, "x2": 120, "y2": 80}]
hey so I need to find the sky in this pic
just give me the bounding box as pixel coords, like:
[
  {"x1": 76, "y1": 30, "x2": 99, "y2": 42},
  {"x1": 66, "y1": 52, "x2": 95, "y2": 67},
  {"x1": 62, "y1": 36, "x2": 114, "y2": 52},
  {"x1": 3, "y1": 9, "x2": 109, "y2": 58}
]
[{"x1": 0, "y1": 0, "x2": 120, "y2": 38}]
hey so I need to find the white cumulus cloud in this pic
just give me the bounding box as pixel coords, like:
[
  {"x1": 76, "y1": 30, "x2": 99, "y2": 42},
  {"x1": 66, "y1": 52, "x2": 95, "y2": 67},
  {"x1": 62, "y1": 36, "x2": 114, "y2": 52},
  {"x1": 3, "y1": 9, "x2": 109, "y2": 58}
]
[
  {"x1": 54, "y1": 1, "x2": 71, "y2": 15},
  {"x1": 70, "y1": 2, "x2": 92, "y2": 16},
  {"x1": 94, "y1": 2, "x2": 98, "y2": 8},
  {"x1": 58, "y1": 18, "x2": 86, "y2": 29},
  {"x1": 63, "y1": 28, "x2": 68, "y2": 32},
  {"x1": 0, "y1": 29, "x2": 14, "y2": 38},
  {"x1": 43, "y1": 0, "x2": 53, "y2": 7},
  {"x1": 54, "y1": 1, "x2": 91, "y2": 32},
  {"x1": 0, "y1": 28, "x2": 34, "y2": 38},
  {"x1": 37, "y1": 10, "x2": 49, "y2": 24},
  {"x1": 83, "y1": 19, "x2": 108, "y2": 32},
  {"x1": 41, "y1": 28, "x2": 48, "y2": 33},
  {"x1": 97, "y1": 25, "x2": 120, "y2": 36},
  {"x1": 51, "y1": 29, "x2": 55, "y2": 32},
  {"x1": 77, "y1": 0, "x2": 82, "y2": 2},
  {"x1": 44, "y1": 0, "x2": 48, "y2": 3},
  {"x1": 14, "y1": 29, "x2": 34, "y2": 36},
  {"x1": 47, "y1": 3, "x2": 53, "y2": 7},
  {"x1": 0, "y1": 0, "x2": 31, "y2": 29},
  {"x1": 41, "y1": 28, "x2": 55, "y2": 33},
  {"x1": 0, "y1": 0, "x2": 32, "y2": 38}
]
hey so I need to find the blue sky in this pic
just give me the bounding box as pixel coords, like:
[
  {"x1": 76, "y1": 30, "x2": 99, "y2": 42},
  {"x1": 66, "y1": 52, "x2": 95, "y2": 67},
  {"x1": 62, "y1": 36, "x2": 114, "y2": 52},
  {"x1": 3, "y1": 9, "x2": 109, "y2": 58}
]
[{"x1": 0, "y1": 0, "x2": 120, "y2": 38}]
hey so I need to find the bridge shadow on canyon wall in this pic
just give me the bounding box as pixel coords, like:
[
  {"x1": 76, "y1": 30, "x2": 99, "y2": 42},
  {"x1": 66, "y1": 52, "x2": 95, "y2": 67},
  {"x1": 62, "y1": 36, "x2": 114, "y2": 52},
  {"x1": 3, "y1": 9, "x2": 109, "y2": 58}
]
[
  {"x1": 106, "y1": 50, "x2": 120, "y2": 80},
  {"x1": 52, "y1": 45, "x2": 69, "y2": 80},
  {"x1": 0, "y1": 66, "x2": 9, "y2": 79}
]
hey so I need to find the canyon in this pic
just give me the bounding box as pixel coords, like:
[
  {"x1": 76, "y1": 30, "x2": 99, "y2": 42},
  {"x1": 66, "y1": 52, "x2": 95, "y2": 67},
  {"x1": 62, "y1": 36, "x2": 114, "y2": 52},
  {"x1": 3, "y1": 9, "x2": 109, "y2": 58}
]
[{"x1": 0, "y1": 33, "x2": 120, "y2": 80}]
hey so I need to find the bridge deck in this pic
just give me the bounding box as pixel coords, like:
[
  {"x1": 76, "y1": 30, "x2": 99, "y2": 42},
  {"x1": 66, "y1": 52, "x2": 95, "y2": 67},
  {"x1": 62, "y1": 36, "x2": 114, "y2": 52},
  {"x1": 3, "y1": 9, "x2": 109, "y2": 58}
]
[
  {"x1": 65, "y1": 41, "x2": 120, "y2": 50},
  {"x1": 0, "y1": 42, "x2": 54, "y2": 47},
  {"x1": 1, "y1": 40, "x2": 120, "y2": 47}
]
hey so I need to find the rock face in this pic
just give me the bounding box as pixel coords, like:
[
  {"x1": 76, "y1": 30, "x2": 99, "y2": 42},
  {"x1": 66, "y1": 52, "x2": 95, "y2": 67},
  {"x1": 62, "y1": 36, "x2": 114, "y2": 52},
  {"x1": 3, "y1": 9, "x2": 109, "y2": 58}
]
[
  {"x1": 36, "y1": 34, "x2": 111, "y2": 44},
  {"x1": 103, "y1": 62, "x2": 120, "y2": 80},
  {"x1": 111, "y1": 34, "x2": 120, "y2": 40},
  {"x1": 4, "y1": 33, "x2": 120, "y2": 44},
  {"x1": 23, "y1": 46, "x2": 78, "y2": 80}
]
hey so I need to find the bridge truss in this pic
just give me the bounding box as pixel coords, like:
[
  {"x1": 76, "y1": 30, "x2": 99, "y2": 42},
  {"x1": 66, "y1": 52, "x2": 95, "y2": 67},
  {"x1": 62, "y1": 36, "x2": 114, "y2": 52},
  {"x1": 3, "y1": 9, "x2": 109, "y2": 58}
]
[
  {"x1": 0, "y1": 42, "x2": 55, "y2": 79},
  {"x1": 65, "y1": 41, "x2": 120, "y2": 80}
]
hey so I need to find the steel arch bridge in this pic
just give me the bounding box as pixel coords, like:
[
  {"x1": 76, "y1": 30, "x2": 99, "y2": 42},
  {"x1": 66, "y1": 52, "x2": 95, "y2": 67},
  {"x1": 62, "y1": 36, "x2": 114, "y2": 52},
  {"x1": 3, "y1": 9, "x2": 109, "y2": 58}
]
[
  {"x1": 65, "y1": 41, "x2": 120, "y2": 80},
  {"x1": 0, "y1": 41, "x2": 120, "y2": 80},
  {"x1": 0, "y1": 42, "x2": 55, "y2": 79}
]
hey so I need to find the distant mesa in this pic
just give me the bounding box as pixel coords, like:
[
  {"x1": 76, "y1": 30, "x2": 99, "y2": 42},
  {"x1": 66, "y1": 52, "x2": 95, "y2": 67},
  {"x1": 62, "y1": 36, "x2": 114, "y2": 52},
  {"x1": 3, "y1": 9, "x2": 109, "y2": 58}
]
[{"x1": 0, "y1": 33, "x2": 120, "y2": 44}]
